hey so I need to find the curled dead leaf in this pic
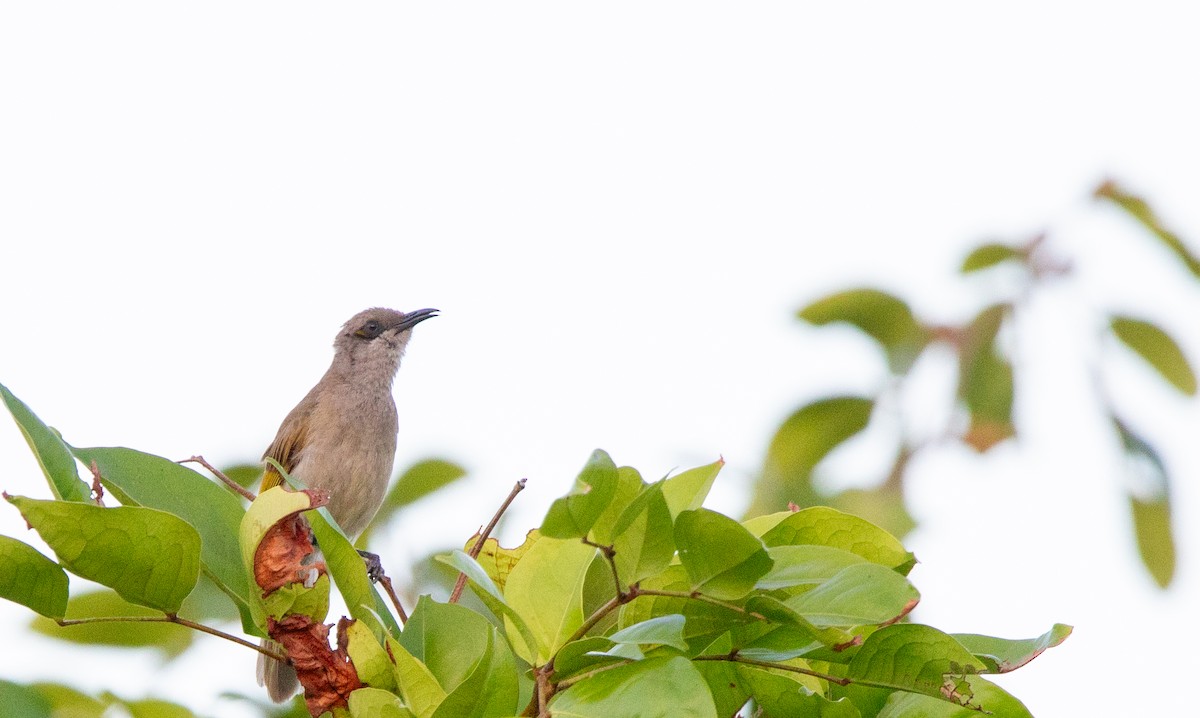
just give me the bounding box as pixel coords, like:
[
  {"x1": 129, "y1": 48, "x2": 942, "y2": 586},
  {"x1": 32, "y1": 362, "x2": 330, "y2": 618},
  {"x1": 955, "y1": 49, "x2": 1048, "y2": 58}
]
[{"x1": 268, "y1": 614, "x2": 362, "y2": 716}]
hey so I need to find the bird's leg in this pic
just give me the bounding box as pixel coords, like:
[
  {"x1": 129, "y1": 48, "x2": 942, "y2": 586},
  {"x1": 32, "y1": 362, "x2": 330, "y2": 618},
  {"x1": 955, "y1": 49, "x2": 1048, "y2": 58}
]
[{"x1": 357, "y1": 549, "x2": 385, "y2": 583}]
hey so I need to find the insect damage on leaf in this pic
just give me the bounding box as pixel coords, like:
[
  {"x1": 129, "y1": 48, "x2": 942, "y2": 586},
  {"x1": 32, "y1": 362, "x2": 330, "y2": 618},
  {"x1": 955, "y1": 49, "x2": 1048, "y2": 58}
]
[
  {"x1": 253, "y1": 488, "x2": 330, "y2": 596},
  {"x1": 268, "y1": 614, "x2": 363, "y2": 715}
]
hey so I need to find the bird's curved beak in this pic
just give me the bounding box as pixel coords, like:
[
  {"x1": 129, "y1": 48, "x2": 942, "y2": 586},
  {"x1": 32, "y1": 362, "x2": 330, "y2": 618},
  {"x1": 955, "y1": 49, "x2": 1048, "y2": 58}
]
[{"x1": 394, "y1": 307, "x2": 439, "y2": 331}]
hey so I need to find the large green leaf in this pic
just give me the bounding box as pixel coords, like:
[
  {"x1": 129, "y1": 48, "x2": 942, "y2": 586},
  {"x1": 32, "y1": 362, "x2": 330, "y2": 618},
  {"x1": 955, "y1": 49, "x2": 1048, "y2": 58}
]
[
  {"x1": 1112, "y1": 417, "x2": 1176, "y2": 587},
  {"x1": 30, "y1": 589, "x2": 193, "y2": 656},
  {"x1": 345, "y1": 619, "x2": 397, "y2": 692},
  {"x1": 7, "y1": 496, "x2": 200, "y2": 614},
  {"x1": 389, "y1": 636, "x2": 447, "y2": 718},
  {"x1": 951, "y1": 624, "x2": 1072, "y2": 673},
  {"x1": 1110, "y1": 315, "x2": 1197, "y2": 395},
  {"x1": 755, "y1": 545, "x2": 869, "y2": 590},
  {"x1": 503, "y1": 535, "x2": 597, "y2": 664},
  {"x1": 309, "y1": 506, "x2": 402, "y2": 638},
  {"x1": 359, "y1": 458, "x2": 467, "y2": 548},
  {"x1": 1095, "y1": 179, "x2": 1200, "y2": 278},
  {"x1": 748, "y1": 397, "x2": 874, "y2": 517},
  {"x1": 436, "y1": 550, "x2": 538, "y2": 664},
  {"x1": 611, "y1": 483, "x2": 675, "y2": 585},
  {"x1": 71, "y1": 446, "x2": 250, "y2": 622},
  {"x1": 759, "y1": 507, "x2": 914, "y2": 573},
  {"x1": 608, "y1": 614, "x2": 688, "y2": 651},
  {"x1": 660, "y1": 459, "x2": 723, "y2": 518},
  {"x1": 590, "y1": 466, "x2": 647, "y2": 545},
  {"x1": 0, "y1": 681, "x2": 52, "y2": 718},
  {"x1": 0, "y1": 535, "x2": 68, "y2": 619},
  {"x1": 877, "y1": 675, "x2": 1031, "y2": 717},
  {"x1": 798, "y1": 288, "x2": 928, "y2": 372},
  {"x1": 675, "y1": 509, "x2": 773, "y2": 601},
  {"x1": 0, "y1": 383, "x2": 90, "y2": 502},
  {"x1": 789, "y1": 563, "x2": 919, "y2": 627},
  {"x1": 348, "y1": 687, "x2": 414, "y2": 718},
  {"x1": 736, "y1": 666, "x2": 861, "y2": 717},
  {"x1": 549, "y1": 656, "x2": 718, "y2": 718},
  {"x1": 541, "y1": 450, "x2": 620, "y2": 539},
  {"x1": 847, "y1": 625, "x2": 987, "y2": 707}
]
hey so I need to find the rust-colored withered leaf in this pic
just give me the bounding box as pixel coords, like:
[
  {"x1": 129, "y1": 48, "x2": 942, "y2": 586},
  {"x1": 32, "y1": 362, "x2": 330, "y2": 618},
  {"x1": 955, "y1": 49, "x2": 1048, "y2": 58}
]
[
  {"x1": 268, "y1": 613, "x2": 362, "y2": 716},
  {"x1": 253, "y1": 488, "x2": 330, "y2": 595}
]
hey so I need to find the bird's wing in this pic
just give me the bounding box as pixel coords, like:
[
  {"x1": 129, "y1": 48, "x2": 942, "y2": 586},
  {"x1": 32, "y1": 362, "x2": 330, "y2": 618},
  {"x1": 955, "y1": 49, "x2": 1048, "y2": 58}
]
[{"x1": 260, "y1": 398, "x2": 313, "y2": 492}]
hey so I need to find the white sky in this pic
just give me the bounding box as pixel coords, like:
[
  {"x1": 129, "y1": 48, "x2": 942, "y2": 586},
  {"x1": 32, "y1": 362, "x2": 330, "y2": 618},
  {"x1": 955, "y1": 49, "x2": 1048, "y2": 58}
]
[{"x1": 2, "y1": 3, "x2": 1199, "y2": 716}]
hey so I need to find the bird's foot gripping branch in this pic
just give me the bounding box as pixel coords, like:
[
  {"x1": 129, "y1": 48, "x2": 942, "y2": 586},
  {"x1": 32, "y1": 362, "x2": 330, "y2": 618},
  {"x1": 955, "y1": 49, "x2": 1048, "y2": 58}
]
[{"x1": 0, "y1": 384, "x2": 1069, "y2": 718}]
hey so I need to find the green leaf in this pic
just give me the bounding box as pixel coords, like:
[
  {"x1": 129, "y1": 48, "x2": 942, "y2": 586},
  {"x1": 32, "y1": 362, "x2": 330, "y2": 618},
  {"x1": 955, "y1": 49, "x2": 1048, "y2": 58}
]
[
  {"x1": 389, "y1": 636, "x2": 447, "y2": 718},
  {"x1": 0, "y1": 535, "x2": 69, "y2": 619},
  {"x1": 747, "y1": 396, "x2": 874, "y2": 518},
  {"x1": 952, "y1": 624, "x2": 1072, "y2": 674},
  {"x1": 72, "y1": 446, "x2": 251, "y2": 624},
  {"x1": 755, "y1": 545, "x2": 869, "y2": 590},
  {"x1": 608, "y1": 614, "x2": 688, "y2": 651},
  {"x1": 107, "y1": 695, "x2": 201, "y2": 718},
  {"x1": 611, "y1": 483, "x2": 675, "y2": 585},
  {"x1": 1110, "y1": 315, "x2": 1197, "y2": 395},
  {"x1": 7, "y1": 496, "x2": 200, "y2": 614},
  {"x1": 734, "y1": 666, "x2": 862, "y2": 717},
  {"x1": 541, "y1": 450, "x2": 620, "y2": 539},
  {"x1": 956, "y1": 304, "x2": 1014, "y2": 452},
  {"x1": 848, "y1": 624, "x2": 987, "y2": 707},
  {"x1": 359, "y1": 458, "x2": 468, "y2": 548},
  {"x1": 1112, "y1": 417, "x2": 1176, "y2": 587},
  {"x1": 436, "y1": 550, "x2": 539, "y2": 664},
  {"x1": 0, "y1": 383, "x2": 90, "y2": 502},
  {"x1": 675, "y1": 509, "x2": 773, "y2": 600},
  {"x1": 742, "y1": 594, "x2": 856, "y2": 651},
  {"x1": 469, "y1": 529, "x2": 540, "y2": 592},
  {"x1": 400, "y1": 597, "x2": 497, "y2": 695},
  {"x1": 503, "y1": 535, "x2": 597, "y2": 664},
  {"x1": 760, "y1": 507, "x2": 915, "y2": 573},
  {"x1": 790, "y1": 563, "x2": 919, "y2": 627},
  {"x1": 432, "y1": 627, "x2": 519, "y2": 718},
  {"x1": 590, "y1": 466, "x2": 647, "y2": 545},
  {"x1": 798, "y1": 288, "x2": 928, "y2": 372},
  {"x1": 348, "y1": 687, "x2": 414, "y2": 718},
  {"x1": 660, "y1": 459, "x2": 723, "y2": 518},
  {"x1": 30, "y1": 589, "x2": 193, "y2": 656},
  {"x1": 309, "y1": 506, "x2": 402, "y2": 638},
  {"x1": 27, "y1": 682, "x2": 106, "y2": 718},
  {"x1": 960, "y1": 243, "x2": 1024, "y2": 274},
  {"x1": 345, "y1": 619, "x2": 397, "y2": 692},
  {"x1": 1095, "y1": 179, "x2": 1200, "y2": 278},
  {"x1": 877, "y1": 675, "x2": 1031, "y2": 717},
  {"x1": 549, "y1": 656, "x2": 718, "y2": 718},
  {"x1": 0, "y1": 681, "x2": 52, "y2": 718}
]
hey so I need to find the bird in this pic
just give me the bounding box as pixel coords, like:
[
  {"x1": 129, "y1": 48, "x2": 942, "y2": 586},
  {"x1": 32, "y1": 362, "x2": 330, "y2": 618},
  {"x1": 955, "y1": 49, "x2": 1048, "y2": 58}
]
[{"x1": 256, "y1": 306, "x2": 437, "y2": 702}]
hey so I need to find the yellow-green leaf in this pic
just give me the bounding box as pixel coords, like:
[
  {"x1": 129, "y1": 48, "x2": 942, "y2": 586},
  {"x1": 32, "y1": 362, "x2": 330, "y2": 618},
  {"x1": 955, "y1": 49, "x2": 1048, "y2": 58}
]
[{"x1": 1110, "y1": 315, "x2": 1197, "y2": 395}]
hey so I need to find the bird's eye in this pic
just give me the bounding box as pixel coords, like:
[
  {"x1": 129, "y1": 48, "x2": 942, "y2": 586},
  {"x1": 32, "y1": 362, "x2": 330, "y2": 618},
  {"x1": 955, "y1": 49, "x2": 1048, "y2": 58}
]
[{"x1": 356, "y1": 320, "x2": 383, "y2": 338}]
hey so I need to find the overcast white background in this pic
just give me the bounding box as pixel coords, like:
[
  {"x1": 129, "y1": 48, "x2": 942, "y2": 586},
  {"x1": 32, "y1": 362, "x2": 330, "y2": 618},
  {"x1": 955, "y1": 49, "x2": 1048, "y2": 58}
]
[{"x1": 2, "y1": 3, "x2": 1199, "y2": 716}]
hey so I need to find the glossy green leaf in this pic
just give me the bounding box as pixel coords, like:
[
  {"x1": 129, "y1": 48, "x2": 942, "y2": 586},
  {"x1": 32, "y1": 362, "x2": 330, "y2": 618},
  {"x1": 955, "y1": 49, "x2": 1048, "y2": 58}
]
[
  {"x1": 952, "y1": 624, "x2": 1072, "y2": 674},
  {"x1": 503, "y1": 535, "x2": 596, "y2": 664},
  {"x1": 72, "y1": 446, "x2": 250, "y2": 623},
  {"x1": 432, "y1": 628, "x2": 520, "y2": 718},
  {"x1": 798, "y1": 288, "x2": 928, "y2": 372},
  {"x1": 611, "y1": 483, "x2": 674, "y2": 585},
  {"x1": 760, "y1": 507, "x2": 914, "y2": 573},
  {"x1": 956, "y1": 304, "x2": 1014, "y2": 452},
  {"x1": 359, "y1": 458, "x2": 468, "y2": 548},
  {"x1": 436, "y1": 549, "x2": 539, "y2": 663},
  {"x1": 877, "y1": 675, "x2": 1031, "y2": 717},
  {"x1": 553, "y1": 637, "x2": 625, "y2": 682},
  {"x1": 960, "y1": 243, "x2": 1024, "y2": 273},
  {"x1": 675, "y1": 509, "x2": 773, "y2": 600},
  {"x1": 7, "y1": 496, "x2": 200, "y2": 614},
  {"x1": 30, "y1": 589, "x2": 193, "y2": 656},
  {"x1": 848, "y1": 625, "x2": 987, "y2": 707},
  {"x1": 348, "y1": 687, "x2": 414, "y2": 718},
  {"x1": 1110, "y1": 315, "x2": 1197, "y2": 395},
  {"x1": 756, "y1": 545, "x2": 869, "y2": 590},
  {"x1": 1095, "y1": 179, "x2": 1200, "y2": 278},
  {"x1": 1112, "y1": 418, "x2": 1176, "y2": 587},
  {"x1": 549, "y1": 656, "x2": 718, "y2": 718},
  {"x1": 401, "y1": 597, "x2": 493, "y2": 694},
  {"x1": 790, "y1": 563, "x2": 919, "y2": 627},
  {"x1": 736, "y1": 666, "x2": 862, "y2": 717},
  {"x1": 608, "y1": 614, "x2": 688, "y2": 651},
  {"x1": 309, "y1": 506, "x2": 402, "y2": 638},
  {"x1": 660, "y1": 458, "x2": 723, "y2": 518},
  {"x1": 747, "y1": 396, "x2": 874, "y2": 518},
  {"x1": 590, "y1": 466, "x2": 647, "y2": 545},
  {"x1": 0, "y1": 535, "x2": 68, "y2": 619},
  {"x1": 345, "y1": 619, "x2": 396, "y2": 692},
  {"x1": 0, "y1": 383, "x2": 90, "y2": 502},
  {"x1": 541, "y1": 449, "x2": 620, "y2": 539},
  {"x1": 743, "y1": 594, "x2": 856, "y2": 650},
  {"x1": 389, "y1": 636, "x2": 447, "y2": 718}
]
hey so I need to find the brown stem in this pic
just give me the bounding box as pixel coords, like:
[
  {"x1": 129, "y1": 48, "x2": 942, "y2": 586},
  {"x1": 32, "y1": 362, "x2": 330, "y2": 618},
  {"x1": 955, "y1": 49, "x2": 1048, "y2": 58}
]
[
  {"x1": 632, "y1": 588, "x2": 769, "y2": 623},
  {"x1": 449, "y1": 478, "x2": 527, "y2": 603},
  {"x1": 582, "y1": 538, "x2": 623, "y2": 597},
  {"x1": 56, "y1": 614, "x2": 285, "y2": 662},
  {"x1": 377, "y1": 574, "x2": 410, "y2": 624},
  {"x1": 693, "y1": 653, "x2": 850, "y2": 686},
  {"x1": 179, "y1": 455, "x2": 257, "y2": 502}
]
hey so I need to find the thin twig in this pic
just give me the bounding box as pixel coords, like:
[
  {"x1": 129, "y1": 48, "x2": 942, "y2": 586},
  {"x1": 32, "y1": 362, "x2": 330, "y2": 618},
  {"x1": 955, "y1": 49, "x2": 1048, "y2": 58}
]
[
  {"x1": 632, "y1": 587, "x2": 769, "y2": 622},
  {"x1": 377, "y1": 574, "x2": 409, "y2": 624},
  {"x1": 87, "y1": 459, "x2": 105, "y2": 506},
  {"x1": 582, "y1": 538, "x2": 623, "y2": 597},
  {"x1": 179, "y1": 455, "x2": 257, "y2": 501},
  {"x1": 56, "y1": 614, "x2": 285, "y2": 662},
  {"x1": 449, "y1": 478, "x2": 527, "y2": 603},
  {"x1": 693, "y1": 653, "x2": 850, "y2": 686}
]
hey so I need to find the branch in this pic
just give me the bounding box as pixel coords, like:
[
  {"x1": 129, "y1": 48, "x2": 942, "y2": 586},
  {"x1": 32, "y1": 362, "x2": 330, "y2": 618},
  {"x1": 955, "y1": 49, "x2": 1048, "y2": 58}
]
[
  {"x1": 56, "y1": 614, "x2": 285, "y2": 662},
  {"x1": 179, "y1": 455, "x2": 257, "y2": 502},
  {"x1": 449, "y1": 478, "x2": 526, "y2": 603},
  {"x1": 377, "y1": 574, "x2": 410, "y2": 624},
  {"x1": 693, "y1": 653, "x2": 850, "y2": 686},
  {"x1": 582, "y1": 538, "x2": 622, "y2": 597},
  {"x1": 631, "y1": 587, "x2": 769, "y2": 623}
]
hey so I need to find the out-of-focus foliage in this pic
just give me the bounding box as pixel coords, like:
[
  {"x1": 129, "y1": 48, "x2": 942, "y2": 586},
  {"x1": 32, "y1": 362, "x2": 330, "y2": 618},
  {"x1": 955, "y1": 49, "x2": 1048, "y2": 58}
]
[{"x1": 756, "y1": 179, "x2": 1195, "y2": 587}]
